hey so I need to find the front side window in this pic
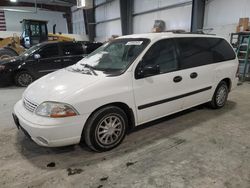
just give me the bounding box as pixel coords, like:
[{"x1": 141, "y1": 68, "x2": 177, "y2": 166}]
[
  {"x1": 70, "y1": 38, "x2": 150, "y2": 75},
  {"x1": 142, "y1": 39, "x2": 178, "y2": 74},
  {"x1": 39, "y1": 44, "x2": 59, "y2": 59},
  {"x1": 20, "y1": 43, "x2": 42, "y2": 58}
]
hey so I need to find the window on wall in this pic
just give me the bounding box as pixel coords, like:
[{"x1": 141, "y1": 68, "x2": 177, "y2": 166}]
[{"x1": 142, "y1": 39, "x2": 178, "y2": 74}]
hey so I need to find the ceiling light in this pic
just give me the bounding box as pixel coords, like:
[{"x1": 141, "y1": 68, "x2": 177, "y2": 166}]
[{"x1": 10, "y1": 0, "x2": 17, "y2": 2}]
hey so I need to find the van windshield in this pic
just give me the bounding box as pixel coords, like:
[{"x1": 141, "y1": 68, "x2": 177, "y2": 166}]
[{"x1": 70, "y1": 38, "x2": 150, "y2": 75}]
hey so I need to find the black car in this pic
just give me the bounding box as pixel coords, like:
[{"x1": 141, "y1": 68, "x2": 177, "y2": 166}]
[{"x1": 0, "y1": 41, "x2": 102, "y2": 87}]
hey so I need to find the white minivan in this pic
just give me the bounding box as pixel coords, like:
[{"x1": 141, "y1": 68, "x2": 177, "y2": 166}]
[{"x1": 13, "y1": 32, "x2": 239, "y2": 152}]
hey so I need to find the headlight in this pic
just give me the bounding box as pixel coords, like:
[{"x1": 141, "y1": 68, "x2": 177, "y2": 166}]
[
  {"x1": 0, "y1": 65, "x2": 5, "y2": 71},
  {"x1": 35, "y1": 102, "x2": 79, "y2": 118}
]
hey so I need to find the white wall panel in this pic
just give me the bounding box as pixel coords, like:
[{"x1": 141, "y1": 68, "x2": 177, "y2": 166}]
[
  {"x1": 204, "y1": 0, "x2": 250, "y2": 40},
  {"x1": 95, "y1": 0, "x2": 121, "y2": 41},
  {"x1": 133, "y1": 4, "x2": 192, "y2": 33},
  {"x1": 95, "y1": 0, "x2": 106, "y2": 6},
  {"x1": 95, "y1": 19, "x2": 121, "y2": 42},
  {"x1": 95, "y1": 0, "x2": 120, "y2": 22},
  {"x1": 4, "y1": 7, "x2": 68, "y2": 33},
  {"x1": 134, "y1": 0, "x2": 191, "y2": 14},
  {"x1": 72, "y1": 8, "x2": 86, "y2": 35}
]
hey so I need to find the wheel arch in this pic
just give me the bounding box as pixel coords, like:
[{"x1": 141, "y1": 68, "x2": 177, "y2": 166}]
[
  {"x1": 82, "y1": 102, "x2": 136, "y2": 135},
  {"x1": 220, "y1": 78, "x2": 232, "y2": 92},
  {"x1": 13, "y1": 69, "x2": 35, "y2": 86},
  {"x1": 13, "y1": 68, "x2": 30, "y2": 76}
]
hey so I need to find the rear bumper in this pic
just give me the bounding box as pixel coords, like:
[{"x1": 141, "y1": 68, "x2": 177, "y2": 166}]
[
  {"x1": 231, "y1": 77, "x2": 239, "y2": 91},
  {"x1": 13, "y1": 100, "x2": 89, "y2": 147}
]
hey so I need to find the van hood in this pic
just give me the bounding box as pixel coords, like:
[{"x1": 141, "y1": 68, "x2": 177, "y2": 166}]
[{"x1": 23, "y1": 69, "x2": 104, "y2": 105}]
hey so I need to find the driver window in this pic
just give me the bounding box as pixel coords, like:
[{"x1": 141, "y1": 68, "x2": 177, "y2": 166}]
[{"x1": 142, "y1": 39, "x2": 178, "y2": 74}]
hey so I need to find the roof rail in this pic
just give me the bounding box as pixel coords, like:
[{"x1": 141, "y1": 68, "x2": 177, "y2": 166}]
[{"x1": 163, "y1": 30, "x2": 216, "y2": 35}]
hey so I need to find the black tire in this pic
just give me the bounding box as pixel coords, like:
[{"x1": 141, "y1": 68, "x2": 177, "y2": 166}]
[
  {"x1": 0, "y1": 48, "x2": 18, "y2": 60},
  {"x1": 208, "y1": 81, "x2": 229, "y2": 109},
  {"x1": 14, "y1": 71, "x2": 34, "y2": 87},
  {"x1": 83, "y1": 106, "x2": 128, "y2": 152}
]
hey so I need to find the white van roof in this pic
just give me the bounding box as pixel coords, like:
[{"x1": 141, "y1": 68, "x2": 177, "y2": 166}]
[{"x1": 118, "y1": 32, "x2": 223, "y2": 41}]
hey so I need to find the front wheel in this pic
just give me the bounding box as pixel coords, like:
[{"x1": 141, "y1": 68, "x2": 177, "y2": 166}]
[
  {"x1": 208, "y1": 81, "x2": 229, "y2": 109},
  {"x1": 14, "y1": 71, "x2": 34, "y2": 87},
  {"x1": 83, "y1": 106, "x2": 128, "y2": 152}
]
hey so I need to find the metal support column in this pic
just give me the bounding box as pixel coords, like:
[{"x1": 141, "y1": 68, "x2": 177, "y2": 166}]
[
  {"x1": 85, "y1": 8, "x2": 95, "y2": 42},
  {"x1": 191, "y1": 0, "x2": 206, "y2": 32},
  {"x1": 119, "y1": 0, "x2": 133, "y2": 35}
]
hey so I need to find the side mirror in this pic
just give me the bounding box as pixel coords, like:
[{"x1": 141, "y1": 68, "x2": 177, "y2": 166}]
[
  {"x1": 34, "y1": 54, "x2": 41, "y2": 59},
  {"x1": 135, "y1": 61, "x2": 160, "y2": 79}
]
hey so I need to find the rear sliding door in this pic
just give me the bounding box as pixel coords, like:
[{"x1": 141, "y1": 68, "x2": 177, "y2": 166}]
[
  {"x1": 175, "y1": 37, "x2": 216, "y2": 109},
  {"x1": 175, "y1": 37, "x2": 236, "y2": 109}
]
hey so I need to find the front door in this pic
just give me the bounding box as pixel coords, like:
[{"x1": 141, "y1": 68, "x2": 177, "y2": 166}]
[
  {"x1": 133, "y1": 39, "x2": 185, "y2": 124},
  {"x1": 36, "y1": 43, "x2": 62, "y2": 77}
]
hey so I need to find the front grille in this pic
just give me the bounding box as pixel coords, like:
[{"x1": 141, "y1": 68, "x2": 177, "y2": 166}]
[{"x1": 23, "y1": 97, "x2": 38, "y2": 113}]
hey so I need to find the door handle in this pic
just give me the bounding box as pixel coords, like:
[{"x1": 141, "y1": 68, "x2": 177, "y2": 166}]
[
  {"x1": 63, "y1": 59, "x2": 71, "y2": 62},
  {"x1": 54, "y1": 59, "x2": 61, "y2": 63},
  {"x1": 190, "y1": 72, "x2": 198, "y2": 79},
  {"x1": 173, "y1": 76, "x2": 182, "y2": 83}
]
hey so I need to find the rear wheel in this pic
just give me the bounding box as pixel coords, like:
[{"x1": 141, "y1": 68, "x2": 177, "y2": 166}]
[
  {"x1": 208, "y1": 81, "x2": 229, "y2": 109},
  {"x1": 14, "y1": 71, "x2": 34, "y2": 87},
  {"x1": 83, "y1": 106, "x2": 128, "y2": 152},
  {"x1": 0, "y1": 48, "x2": 18, "y2": 60}
]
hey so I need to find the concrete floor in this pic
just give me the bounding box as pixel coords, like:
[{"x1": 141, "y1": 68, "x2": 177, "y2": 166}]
[{"x1": 0, "y1": 83, "x2": 250, "y2": 188}]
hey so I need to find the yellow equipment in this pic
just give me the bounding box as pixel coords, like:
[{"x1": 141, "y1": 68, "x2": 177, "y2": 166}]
[{"x1": 0, "y1": 19, "x2": 74, "y2": 60}]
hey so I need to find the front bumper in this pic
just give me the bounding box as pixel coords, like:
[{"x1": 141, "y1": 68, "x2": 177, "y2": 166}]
[
  {"x1": 13, "y1": 100, "x2": 89, "y2": 147},
  {"x1": 0, "y1": 71, "x2": 13, "y2": 86}
]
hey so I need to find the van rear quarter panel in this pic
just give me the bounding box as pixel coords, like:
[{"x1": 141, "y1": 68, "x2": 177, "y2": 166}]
[{"x1": 212, "y1": 59, "x2": 238, "y2": 91}]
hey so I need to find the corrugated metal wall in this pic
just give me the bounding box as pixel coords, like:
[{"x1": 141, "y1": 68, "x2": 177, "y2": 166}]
[
  {"x1": 133, "y1": 0, "x2": 192, "y2": 33},
  {"x1": 94, "y1": 0, "x2": 192, "y2": 41},
  {"x1": 204, "y1": 0, "x2": 250, "y2": 40},
  {"x1": 4, "y1": 7, "x2": 68, "y2": 33},
  {"x1": 72, "y1": 6, "x2": 86, "y2": 35},
  {"x1": 95, "y1": 0, "x2": 121, "y2": 41}
]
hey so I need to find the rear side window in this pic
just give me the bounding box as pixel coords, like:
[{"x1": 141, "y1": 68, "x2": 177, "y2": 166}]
[
  {"x1": 175, "y1": 37, "x2": 236, "y2": 69},
  {"x1": 39, "y1": 44, "x2": 59, "y2": 58},
  {"x1": 62, "y1": 43, "x2": 84, "y2": 56}
]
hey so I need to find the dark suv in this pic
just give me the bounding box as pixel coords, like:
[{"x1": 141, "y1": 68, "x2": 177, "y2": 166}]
[{"x1": 0, "y1": 41, "x2": 102, "y2": 86}]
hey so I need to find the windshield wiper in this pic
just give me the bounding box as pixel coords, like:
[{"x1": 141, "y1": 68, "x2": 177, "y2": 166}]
[{"x1": 80, "y1": 64, "x2": 98, "y2": 76}]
